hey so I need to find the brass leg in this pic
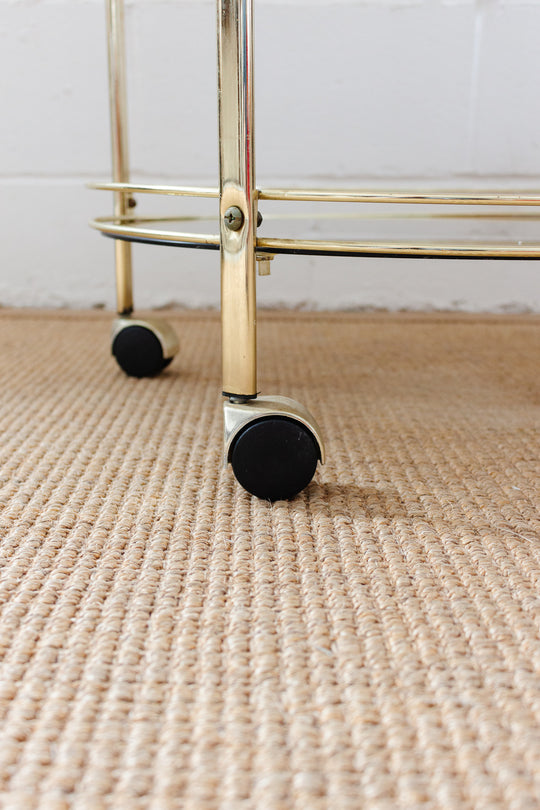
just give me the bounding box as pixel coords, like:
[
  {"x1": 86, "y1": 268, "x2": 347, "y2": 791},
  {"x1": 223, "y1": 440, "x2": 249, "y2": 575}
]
[
  {"x1": 114, "y1": 241, "x2": 133, "y2": 316},
  {"x1": 217, "y1": 0, "x2": 324, "y2": 499},
  {"x1": 218, "y1": 0, "x2": 258, "y2": 399},
  {"x1": 105, "y1": 0, "x2": 178, "y2": 377},
  {"x1": 106, "y1": 0, "x2": 133, "y2": 316}
]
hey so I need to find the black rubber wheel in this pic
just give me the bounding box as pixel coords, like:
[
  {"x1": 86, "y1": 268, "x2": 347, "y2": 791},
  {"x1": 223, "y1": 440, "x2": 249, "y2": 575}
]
[
  {"x1": 112, "y1": 325, "x2": 169, "y2": 378},
  {"x1": 230, "y1": 416, "x2": 320, "y2": 501}
]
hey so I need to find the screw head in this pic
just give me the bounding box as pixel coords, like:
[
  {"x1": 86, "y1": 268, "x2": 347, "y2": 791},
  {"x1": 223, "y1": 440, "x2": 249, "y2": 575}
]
[{"x1": 224, "y1": 206, "x2": 244, "y2": 231}]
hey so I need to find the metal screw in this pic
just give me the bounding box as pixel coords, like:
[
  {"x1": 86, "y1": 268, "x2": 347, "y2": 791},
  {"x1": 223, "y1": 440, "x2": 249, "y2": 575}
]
[{"x1": 224, "y1": 206, "x2": 244, "y2": 231}]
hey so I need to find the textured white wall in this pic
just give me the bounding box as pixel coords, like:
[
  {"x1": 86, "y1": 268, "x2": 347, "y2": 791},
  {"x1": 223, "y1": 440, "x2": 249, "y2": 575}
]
[{"x1": 1, "y1": 0, "x2": 539, "y2": 311}]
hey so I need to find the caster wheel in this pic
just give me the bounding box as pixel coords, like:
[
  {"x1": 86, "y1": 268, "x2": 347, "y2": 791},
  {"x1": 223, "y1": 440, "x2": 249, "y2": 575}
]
[
  {"x1": 111, "y1": 318, "x2": 178, "y2": 378},
  {"x1": 230, "y1": 415, "x2": 320, "y2": 501}
]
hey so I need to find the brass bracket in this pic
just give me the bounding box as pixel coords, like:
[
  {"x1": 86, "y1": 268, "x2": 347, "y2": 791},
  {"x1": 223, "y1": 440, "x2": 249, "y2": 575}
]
[
  {"x1": 256, "y1": 252, "x2": 275, "y2": 276},
  {"x1": 111, "y1": 316, "x2": 179, "y2": 360},
  {"x1": 223, "y1": 395, "x2": 325, "y2": 466}
]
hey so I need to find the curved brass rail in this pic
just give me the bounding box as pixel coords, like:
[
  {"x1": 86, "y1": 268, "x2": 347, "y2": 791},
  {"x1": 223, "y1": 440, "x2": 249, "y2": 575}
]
[
  {"x1": 90, "y1": 182, "x2": 540, "y2": 258},
  {"x1": 258, "y1": 188, "x2": 540, "y2": 206},
  {"x1": 90, "y1": 215, "x2": 540, "y2": 258},
  {"x1": 256, "y1": 236, "x2": 540, "y2": 259},
  {"x1": 91, "y1": 216, "x2": 221, "y2": 247},
  {"x1": 89, "y1": 182, "x2": 220, "y2": 198},
  {"x1": 90, "y1": 181, "x2": 540, "y2": 206}
]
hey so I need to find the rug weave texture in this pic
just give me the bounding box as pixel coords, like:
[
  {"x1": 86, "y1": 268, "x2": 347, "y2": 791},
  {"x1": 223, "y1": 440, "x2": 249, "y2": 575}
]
[{"x1": 0, "y1": 309, "x2": 539, "y2": 810}]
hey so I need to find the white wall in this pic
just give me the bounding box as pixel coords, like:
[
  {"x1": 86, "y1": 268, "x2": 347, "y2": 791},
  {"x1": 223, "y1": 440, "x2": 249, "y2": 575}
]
[{"x1": 1, "y1": 0, "x2": 540, "y2": 311}]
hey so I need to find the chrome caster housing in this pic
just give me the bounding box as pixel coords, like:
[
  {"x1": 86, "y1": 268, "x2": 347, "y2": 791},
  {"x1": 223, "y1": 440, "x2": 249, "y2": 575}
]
[
  {"x1": 111, "y1": 316, "x2": 179, "y2": 378},
  {"x1": 224, "y1": 396, "x2": 325, "y2": 500}
]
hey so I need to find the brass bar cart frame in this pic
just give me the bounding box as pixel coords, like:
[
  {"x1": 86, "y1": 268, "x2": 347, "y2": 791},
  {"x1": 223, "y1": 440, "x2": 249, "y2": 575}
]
[{"x1": 91, "y1": 0, "x2": 540, "y2": 500}]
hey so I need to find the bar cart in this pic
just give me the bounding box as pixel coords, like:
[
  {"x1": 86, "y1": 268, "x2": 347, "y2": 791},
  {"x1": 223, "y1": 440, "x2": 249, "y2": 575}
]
[{"x1": 91, "y1": 0, "x2": 540, "y2": 501}]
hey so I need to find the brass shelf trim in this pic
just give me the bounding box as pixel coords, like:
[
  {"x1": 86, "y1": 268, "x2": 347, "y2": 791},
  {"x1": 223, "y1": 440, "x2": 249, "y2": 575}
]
[
  {"x1": 89, "y1": 182, "x2": 220, "y2": 198},
  {"x1": 255, "y1": 236, "x2": 540, "y2": 259},
  {"x1": 90, "y1": 181, "x2": 540, "y2": 206},
  {"x1": 90, "y1": 182, "x2": 540, "y2": 257},
  {"x1": 258, "y1": 188, "x2": 540, "y2": 206},
  {"x1": 90, "y1": 216, "x2": 540, "y2": 258},
  {"x1": 90, "y1": 216, "x2": 221, "y2": 247}
]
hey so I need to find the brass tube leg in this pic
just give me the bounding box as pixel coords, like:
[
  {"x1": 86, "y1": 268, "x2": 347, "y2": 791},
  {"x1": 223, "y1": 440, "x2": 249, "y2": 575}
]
[
  {"x1": 106, "y1": 0, "x2": 134, "y2": 316},
  {"x1": 114, "y1": 241, "x2": 133, "y2": 315},
  {"x1": 218, "y1": 0, "x2": 258, "y2": 399}
]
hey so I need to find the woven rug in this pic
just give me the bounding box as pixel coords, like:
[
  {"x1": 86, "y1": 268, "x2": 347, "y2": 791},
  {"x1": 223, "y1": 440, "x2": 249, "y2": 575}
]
[{"x1": 0, "y1": 309, "x2": 539, "y2": 810}]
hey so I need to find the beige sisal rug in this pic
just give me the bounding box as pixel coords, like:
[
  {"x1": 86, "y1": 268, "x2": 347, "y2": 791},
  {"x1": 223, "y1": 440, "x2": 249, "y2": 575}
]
[{"x1": 0, "y1": 309, "x2": 539, "y2": 810}]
